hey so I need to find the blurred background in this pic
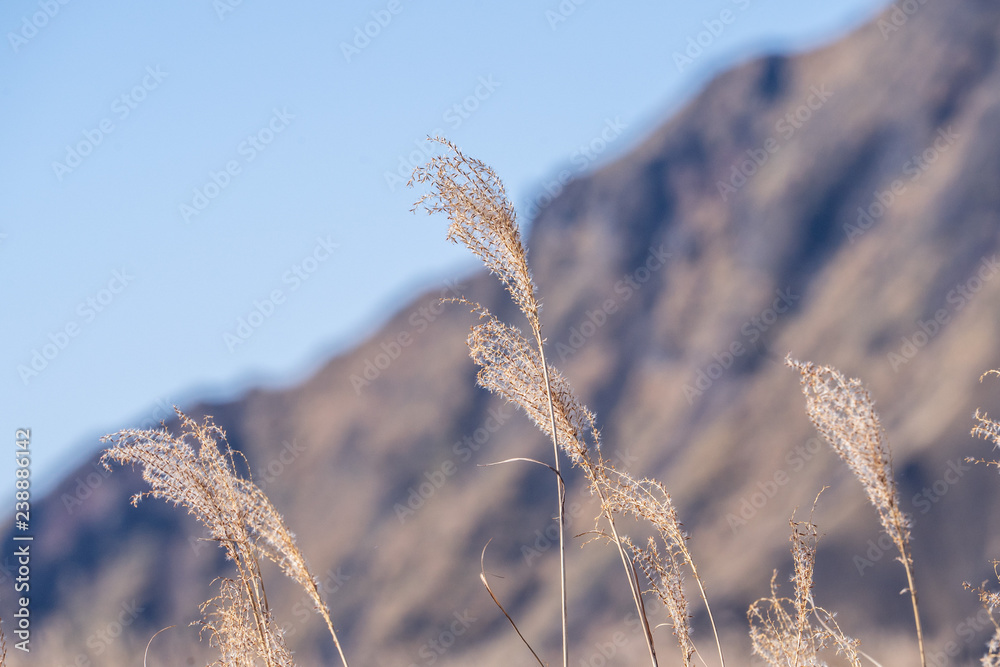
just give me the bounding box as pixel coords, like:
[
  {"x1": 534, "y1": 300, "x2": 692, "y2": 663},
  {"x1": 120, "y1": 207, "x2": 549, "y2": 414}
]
[
  {"x1": 8, "y1": 1, "x2": 1000, "y2": 666},
  {"x1": 1, "y1": 0, "x2": 886, "y2": 493}
]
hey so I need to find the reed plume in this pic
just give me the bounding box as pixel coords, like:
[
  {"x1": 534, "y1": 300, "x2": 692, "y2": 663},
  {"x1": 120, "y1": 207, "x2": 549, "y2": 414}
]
[
  {"x1": 748, "y1": 512, "x2": 861, "y2": 667},
  {"x1": 964, "y1": 571, "x2": 1000, "y2": 667},
  {"x1": 786, "y1": 356, "x2": 924, "y2": 667},
  {"x1": 414, "y1": 138, "x2": 725, "y2": 667},
  {"x1": 101, "y1": 409, "x2": 350, "y2": 667},
  {"x1": 970, "y1": 371, "x2": 1000, "y2": 473},
  {"x1": 967, "y1": 371, "x2": 1000, "y2": 665},
  {"x1": 412, "y1": 137, "x2": 572, "y2": 666},
  {"x1": 465, "y1": 305, "x2": 595, "y2": 468},
  {"x1": 614, "y1": 480, "x2": 695, "y2": 666},
  {"x1": 411, "y1": 137, "x2": 539, "y2": 326},
  {"x1": 199, "y1": 577, "x2": 294, "y2": 667}
]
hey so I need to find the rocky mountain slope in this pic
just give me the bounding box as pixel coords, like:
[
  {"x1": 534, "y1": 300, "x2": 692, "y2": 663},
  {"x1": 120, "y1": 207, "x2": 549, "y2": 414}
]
[{"x1": 8, "y1": 0, "x2": 1000, "y2": 664}]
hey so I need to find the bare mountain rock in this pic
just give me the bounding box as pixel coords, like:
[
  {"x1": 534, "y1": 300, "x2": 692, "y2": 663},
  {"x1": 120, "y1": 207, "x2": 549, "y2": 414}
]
[{"x1": 9, "y1": 1, "x2": 1000, "y2": 664}]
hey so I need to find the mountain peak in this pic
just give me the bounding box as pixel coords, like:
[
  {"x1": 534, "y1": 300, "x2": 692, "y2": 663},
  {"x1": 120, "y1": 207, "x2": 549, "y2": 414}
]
[{"x1": 13, "y1": 3, "x2": 1000, "y2": 664}]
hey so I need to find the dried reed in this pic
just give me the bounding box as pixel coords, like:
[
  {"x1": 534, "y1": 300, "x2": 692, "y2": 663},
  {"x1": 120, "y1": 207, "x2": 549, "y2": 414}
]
[
  {"x1": 967, "y1": 371, "x2": 1000, "y2": 665},
  {"x1": 786, "y1": 357, "x2": 925, "y2": 667},
  {"x1": 101, "y1": 409, "x2": 350, "y2": 667},
  {"x1": 748, "y1": 505, "x2": 862, "y2": 667},
  {"x1": 413, "y1": 138, "x2": 726, "y2": 667},
  {"x1": 411, "y1": 138, "x2": 571, "y2": 666}
]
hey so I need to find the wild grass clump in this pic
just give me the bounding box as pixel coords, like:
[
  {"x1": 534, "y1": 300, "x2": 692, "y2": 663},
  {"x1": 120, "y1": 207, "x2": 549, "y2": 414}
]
[
  {"x1": 786, "y1": 357, "x2": 925, "y2": 667},
  {"x1": 410, "y1": 139, "x2": 969, "y2": 667},
  {"x1": 967, "y1": 371, "x2": 1000, "y2": 665},
  {"x1": 411, "y1": 137, "x2": 574, "y2": 664},
  {"x1": 748, "y1": 503, "x2": 862, "y2": 667},
  {"x1": 87, "y1": 138, "x2": 1000, "y2": 667},
  {"x1": 412, "y1": 137, "x2": 724, "y2": 667},
  {"x1": 101, "y1": 409, "x2": 349, "y2": 667}
]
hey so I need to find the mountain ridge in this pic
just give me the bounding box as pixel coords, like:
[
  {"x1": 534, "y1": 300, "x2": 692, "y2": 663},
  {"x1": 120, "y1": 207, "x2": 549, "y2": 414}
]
[{"x1": 9, "y1": 1, "x2": 1000, "y2": 664}]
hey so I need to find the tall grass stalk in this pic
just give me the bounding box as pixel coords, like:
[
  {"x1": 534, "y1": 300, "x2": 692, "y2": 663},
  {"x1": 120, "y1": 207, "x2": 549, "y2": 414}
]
[
  {"x1": 101, "y1": 409, "x2": 350, "y2": 667},
  {"x1": 787, "y1": 357, "x2": 925, "y2": 667},
  {"x1": 967, "y1": 370, "x2": 1000, "y2": 664},
  {"x1": 412, "y1": 138, "x2": 726, "y2": 667},
  {"x1": 536, "y1": 337, "x2": 570, "y2": 667},
  {"x1": 410, "y1": 138, "x2": 571, "y2": 665},
  {"x1": 748, "y1": 510, "x2": 862, "y2": 666}
]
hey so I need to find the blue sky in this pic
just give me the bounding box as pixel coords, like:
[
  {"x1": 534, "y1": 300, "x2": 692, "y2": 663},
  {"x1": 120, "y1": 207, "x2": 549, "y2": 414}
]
[{"x1": 1, "y1": 0, "x2": 890, "y2": 495}]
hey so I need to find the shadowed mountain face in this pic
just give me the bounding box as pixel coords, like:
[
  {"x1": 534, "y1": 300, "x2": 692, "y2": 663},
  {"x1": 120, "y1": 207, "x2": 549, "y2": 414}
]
[{"x1": 10, "y1": 1, "x2": 1000, "y2": 664}]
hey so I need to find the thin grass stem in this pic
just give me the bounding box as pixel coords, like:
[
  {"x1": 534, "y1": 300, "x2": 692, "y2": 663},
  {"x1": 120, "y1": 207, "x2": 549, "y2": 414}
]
[
  {"x1": 901, "y1": 549, "x2": 926, "y2": 667},
  {"x1": 535, "y1": 337, "x2": 570, "y2": 667}
]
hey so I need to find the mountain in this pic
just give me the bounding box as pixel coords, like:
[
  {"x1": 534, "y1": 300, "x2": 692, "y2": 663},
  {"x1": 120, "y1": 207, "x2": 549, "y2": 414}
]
[{"x1": 9, "y1": 0, "x2": 1000, "y2": 664}]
